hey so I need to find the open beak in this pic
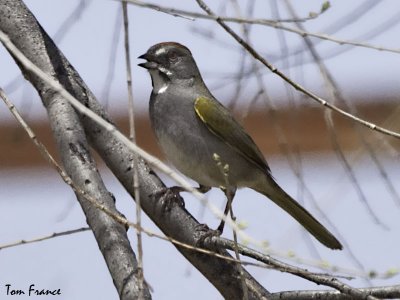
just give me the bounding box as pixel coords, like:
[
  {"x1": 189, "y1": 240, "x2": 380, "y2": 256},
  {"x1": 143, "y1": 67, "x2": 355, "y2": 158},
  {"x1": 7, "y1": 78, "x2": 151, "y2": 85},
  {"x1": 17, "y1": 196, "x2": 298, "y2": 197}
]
[{"x1": 138, "y1": 53, "x2": 158, "y2": 69}]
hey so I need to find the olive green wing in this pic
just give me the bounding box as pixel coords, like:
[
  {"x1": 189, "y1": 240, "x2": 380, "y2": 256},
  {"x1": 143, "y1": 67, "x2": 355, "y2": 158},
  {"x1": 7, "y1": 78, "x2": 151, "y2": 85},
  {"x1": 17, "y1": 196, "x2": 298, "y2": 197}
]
[{"x1": 194, "y1": 96, "x2": 270, "y2": 173}]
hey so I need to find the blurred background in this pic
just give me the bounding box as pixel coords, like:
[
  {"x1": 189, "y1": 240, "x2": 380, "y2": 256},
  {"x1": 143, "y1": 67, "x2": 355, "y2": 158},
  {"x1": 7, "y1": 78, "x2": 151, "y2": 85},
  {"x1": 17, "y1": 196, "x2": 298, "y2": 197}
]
[{"x1": 0, "y1": 0, "x2": 399, "y2": 299}]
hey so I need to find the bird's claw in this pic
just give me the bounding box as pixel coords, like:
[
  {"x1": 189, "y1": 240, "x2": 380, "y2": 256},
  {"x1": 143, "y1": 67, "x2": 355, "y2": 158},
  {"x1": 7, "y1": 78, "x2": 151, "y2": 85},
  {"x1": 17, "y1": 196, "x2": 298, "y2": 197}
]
[
  {"x1": 194, "y1": 223, "x2": 221, "y2": 248},
  {"x1": 150, "y1": 186, "x2": 185, "y2": 212}
]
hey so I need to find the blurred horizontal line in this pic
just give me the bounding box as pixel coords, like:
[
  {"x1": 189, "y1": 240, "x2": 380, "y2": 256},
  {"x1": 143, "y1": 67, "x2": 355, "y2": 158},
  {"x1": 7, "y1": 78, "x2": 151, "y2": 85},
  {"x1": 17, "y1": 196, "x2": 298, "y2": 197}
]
[{"x1": 1, "y1": 100, "x2": 398, "y2": 168}]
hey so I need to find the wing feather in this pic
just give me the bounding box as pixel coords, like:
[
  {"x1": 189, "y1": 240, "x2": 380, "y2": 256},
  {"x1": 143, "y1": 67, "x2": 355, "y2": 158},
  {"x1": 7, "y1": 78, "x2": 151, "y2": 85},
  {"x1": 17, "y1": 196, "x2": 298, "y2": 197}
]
[{"x1": 194, "y1": 96, "x2": 270, "y2": 173}]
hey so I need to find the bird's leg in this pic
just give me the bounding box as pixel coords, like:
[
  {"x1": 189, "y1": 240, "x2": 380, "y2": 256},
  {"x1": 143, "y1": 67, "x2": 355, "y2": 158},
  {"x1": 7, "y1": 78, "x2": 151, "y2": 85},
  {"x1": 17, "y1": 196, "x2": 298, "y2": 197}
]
[
  {"x1": 193, "y1": 223, "x2": 223, "y2": 248},
  {"x1": 216, "y1": 186, "x2": 237, "y2": 233},
  {"x1": 197, "y1": 184, "x2": 211, "y2": 194}
]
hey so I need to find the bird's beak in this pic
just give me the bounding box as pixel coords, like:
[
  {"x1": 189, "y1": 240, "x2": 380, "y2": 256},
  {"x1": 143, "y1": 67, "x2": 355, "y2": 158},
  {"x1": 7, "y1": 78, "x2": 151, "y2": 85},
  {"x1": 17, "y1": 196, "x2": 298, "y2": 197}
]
[
  {"x1": 138, "y1": 61, "x2": 158, "y2": 69},
  {"x1": 138, "y1": 53, "x2": 150, "y2": 60},
  {"x1": 138, "y1": 53, "x2": 158, "y2": 69}
]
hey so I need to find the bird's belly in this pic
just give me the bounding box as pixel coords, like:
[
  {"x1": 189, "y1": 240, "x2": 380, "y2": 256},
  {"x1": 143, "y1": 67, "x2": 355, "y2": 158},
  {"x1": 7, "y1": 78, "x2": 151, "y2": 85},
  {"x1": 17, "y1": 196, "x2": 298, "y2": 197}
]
[
  {"x1": 157, "y1": 126, "x2": 262, "y2": 188},
  {"x1": 157, "y1": 133, "x2": 221, "y2": 187}
]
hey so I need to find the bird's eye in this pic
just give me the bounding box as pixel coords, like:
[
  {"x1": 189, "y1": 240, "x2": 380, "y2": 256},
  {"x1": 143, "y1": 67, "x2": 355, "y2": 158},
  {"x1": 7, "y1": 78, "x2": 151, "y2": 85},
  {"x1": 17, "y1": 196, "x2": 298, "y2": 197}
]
[{"x1": 167, "y1": 51, "x2": 179, "y2": 62}]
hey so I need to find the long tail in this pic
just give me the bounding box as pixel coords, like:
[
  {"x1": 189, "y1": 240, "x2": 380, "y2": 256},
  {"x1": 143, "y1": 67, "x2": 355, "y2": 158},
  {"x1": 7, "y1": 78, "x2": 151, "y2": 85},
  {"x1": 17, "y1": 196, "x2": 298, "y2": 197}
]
[{"x1": 256, "y1": 180, "x2": 342, "y2": 250}]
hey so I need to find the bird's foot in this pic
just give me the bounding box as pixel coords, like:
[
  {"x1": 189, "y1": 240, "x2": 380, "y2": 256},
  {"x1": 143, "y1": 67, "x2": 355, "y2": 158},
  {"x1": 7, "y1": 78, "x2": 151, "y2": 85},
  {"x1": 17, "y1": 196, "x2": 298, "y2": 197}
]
[
  {"x1": 151, "y1": 186, "x2": 185, "y2": 212},
  {"x1": 197, "y1": 184, "x2": 211, "y2": 194},
  {"x1": 150, "y1": 185, "x2": 211, "y2": 213},
  {"x1": 216, "y1": 219, "x2": 226, "y2": 235},
  {"x1": 194, "y1": 223, "x2": 221, "y2": 248}
]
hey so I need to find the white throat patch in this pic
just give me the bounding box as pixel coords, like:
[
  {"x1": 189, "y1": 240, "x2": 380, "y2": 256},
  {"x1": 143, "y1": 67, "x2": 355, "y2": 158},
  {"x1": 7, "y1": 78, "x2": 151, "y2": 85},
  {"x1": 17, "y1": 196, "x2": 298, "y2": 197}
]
[
  {"x1": 149, "y1": 69, "x2": 169, "y2": 94},
  {"x1": 157, "y1": 84, "x2": 168, "y2": 94}
]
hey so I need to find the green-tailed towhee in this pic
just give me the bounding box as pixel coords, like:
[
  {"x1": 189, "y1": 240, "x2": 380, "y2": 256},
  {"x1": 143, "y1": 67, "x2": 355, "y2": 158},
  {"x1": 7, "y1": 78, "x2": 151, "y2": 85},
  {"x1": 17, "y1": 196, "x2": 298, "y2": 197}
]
[{"x1": 139, "y1": 42, "x2": 342, "y2": 250}]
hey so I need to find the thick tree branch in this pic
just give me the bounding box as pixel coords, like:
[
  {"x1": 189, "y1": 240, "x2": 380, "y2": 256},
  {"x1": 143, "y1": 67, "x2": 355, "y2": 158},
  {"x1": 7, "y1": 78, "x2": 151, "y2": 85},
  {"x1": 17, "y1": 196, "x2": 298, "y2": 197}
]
[
  {"x1": 270, "y1": 285, "x2": 400, "y2": 300},
  {"x1": 0, "y1": 1, "x2": 150, "y2": 299}
]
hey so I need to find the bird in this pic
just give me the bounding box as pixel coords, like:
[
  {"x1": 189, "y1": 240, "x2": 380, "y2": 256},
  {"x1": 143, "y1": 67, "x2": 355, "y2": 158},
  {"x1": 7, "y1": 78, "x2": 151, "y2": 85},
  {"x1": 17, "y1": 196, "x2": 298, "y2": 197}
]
[{"x1": 138, "y1": 42, "x2": 342, "y2": 250}]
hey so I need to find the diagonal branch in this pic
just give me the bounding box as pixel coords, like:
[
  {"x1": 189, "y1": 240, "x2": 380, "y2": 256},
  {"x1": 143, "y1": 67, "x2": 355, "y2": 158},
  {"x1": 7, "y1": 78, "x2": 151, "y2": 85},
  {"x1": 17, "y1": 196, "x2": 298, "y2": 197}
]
[{"x1": 0, "y1": 1, "x2": 149, "y2": 299}]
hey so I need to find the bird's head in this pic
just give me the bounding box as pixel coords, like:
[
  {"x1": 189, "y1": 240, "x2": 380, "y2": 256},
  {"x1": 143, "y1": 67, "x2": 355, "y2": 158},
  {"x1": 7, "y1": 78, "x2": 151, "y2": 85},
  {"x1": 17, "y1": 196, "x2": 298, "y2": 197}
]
[{"x1": 139, "y1": 42, "x2": 201, "y2": 91}]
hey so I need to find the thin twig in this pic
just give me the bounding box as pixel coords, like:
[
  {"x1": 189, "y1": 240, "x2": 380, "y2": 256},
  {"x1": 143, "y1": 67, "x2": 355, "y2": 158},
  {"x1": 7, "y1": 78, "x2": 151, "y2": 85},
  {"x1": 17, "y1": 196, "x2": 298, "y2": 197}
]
[
  {"x1": 101, "y1": 6, "x2": 122, "y2": 108},
  {"x1": 228, "y1": 0, "x2": 253, "y2": 113},
  {"x1": 123, "y1": 0, "x2": 325, "y2": 24},
  {"x1": 0, "y1": 227, "x2": 90, "y2": 250},
  {"x1": 327, "y1": 110, "x2": 387, "y2": 228},
  {"x1": 121, "y1": 2, "x2": 145, "y2": 297},
  {"x1": 214, "y1": 152, "x2": 248, "y2": 300}
]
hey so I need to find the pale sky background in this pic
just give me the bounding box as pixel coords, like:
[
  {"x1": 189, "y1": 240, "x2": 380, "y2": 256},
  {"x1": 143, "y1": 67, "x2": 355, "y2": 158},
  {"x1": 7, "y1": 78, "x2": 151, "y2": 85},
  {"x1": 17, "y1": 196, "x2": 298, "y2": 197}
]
[{"x1": 0, "y1": 0, "x2": 400, "y2": 299}]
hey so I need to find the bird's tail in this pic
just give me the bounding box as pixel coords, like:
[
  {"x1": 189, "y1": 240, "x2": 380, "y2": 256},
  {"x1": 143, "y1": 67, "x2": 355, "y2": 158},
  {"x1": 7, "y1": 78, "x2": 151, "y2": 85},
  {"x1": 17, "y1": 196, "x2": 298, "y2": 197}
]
[{"x1": 256, "y1": 180, "x2": 342, "y2": 250}]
